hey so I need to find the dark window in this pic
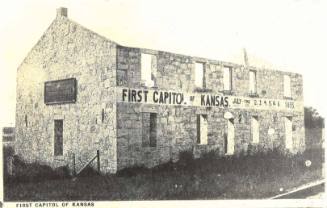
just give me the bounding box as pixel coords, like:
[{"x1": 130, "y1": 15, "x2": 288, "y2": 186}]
[
  {"x1": 197, "y1": 115, "x2": 201, "y2": 144},
  {"x1": 101, "y1": 109, "x2": 105, "y2": 123},
  {"x1": 142, "y1": 112, "x2": 157, "y2": 147},
  {"x1": 149, "y1": 113, "x2": 157, "y2": 147},
  {"x1": 224, "y1": 133, "x2": 228, "y2": 154},
  {"x1": 25, "y1": 115, "x2": 28, "y2": 127},
  {"x1": 54, "y1": 120, "x2": 63, "y2": 156}
]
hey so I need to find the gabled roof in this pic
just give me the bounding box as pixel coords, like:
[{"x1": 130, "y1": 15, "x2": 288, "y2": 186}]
[
  {"x1": 17, "y1": 11, "x2": 117, "y2": 71},
  {"x1": 19, "y1": 8, "x2": 297, "y2": 75}
]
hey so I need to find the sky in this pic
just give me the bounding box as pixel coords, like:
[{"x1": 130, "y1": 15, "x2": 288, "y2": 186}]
[{"x1": 0, "y1": 0, "x2": 326, "y2": 127}]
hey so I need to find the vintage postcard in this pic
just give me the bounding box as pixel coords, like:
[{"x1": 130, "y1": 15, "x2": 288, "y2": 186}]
[{"x1": 0, "y1": 0, "x2": 325, "y2": 207}]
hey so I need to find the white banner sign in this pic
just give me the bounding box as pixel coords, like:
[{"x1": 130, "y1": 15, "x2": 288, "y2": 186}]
[{"x1": 116, "y1": 87, "x2": 303, "y2": 112}]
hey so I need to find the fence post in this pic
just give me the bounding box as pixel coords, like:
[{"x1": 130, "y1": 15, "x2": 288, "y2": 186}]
[
  {"x1": 72, "y1": 153, "x2": 76, "y2": 176},
  {"x1": 97, "y1": 150, "x2": 100, "y2": 173}
]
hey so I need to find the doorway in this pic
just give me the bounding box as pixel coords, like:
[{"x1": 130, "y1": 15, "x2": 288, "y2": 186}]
[{"x1": 54, "y1": 120, "x2": 63, "y2": 156}]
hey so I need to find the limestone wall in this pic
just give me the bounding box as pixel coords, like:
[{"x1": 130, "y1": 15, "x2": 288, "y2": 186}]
[
  {"x1": 116, "y1": 103, "x2": 305, "y2": 170},
  {"x1": 15, "y1": 16, "x2": 117, "y2": 173},
  {"x1": 116, "y1": 46, "x2": 303, "y2": 101},
  {"x1": 116, "y1": 46, "x2": 305, "y2": 170},
  {"x1": 15, "y1": 13, "x2": 305, "y2": 174}
]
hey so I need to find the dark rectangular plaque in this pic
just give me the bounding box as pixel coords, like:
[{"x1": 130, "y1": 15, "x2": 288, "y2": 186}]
[{"x1": 44, "y1": 78, "x2": 77, "y2": 105}]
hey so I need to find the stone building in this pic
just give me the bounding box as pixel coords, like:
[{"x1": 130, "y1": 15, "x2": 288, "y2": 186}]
[{"x1": 15, "y1": 8, "x2": 305, "y2": 174}]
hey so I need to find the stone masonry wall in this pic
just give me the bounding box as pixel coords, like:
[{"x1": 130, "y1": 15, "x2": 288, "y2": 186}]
[
  {"x1": 117, "y1": 46, "x2": 303, "y2": 101},
  {"x1": 16, "y1": 15, "x2": 117, "y2": 173},
  {"x1": 116, "y1": 103, "x2": 305, "y2": 170},
  {"x1": 15, "y1": 12, "x2": 305, "y2": 173},
  {"x1": 116, "y1": 46, "x2": 305, "y2": 170}
]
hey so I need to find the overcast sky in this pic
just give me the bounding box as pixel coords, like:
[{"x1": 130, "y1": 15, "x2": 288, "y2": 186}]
[{"x1": 0, "y1": 0, "x2": 326, "y2": 126}]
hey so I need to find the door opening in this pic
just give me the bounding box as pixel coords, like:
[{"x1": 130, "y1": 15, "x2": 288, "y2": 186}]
[{"x1": 54, "y1": 120, "x2": 63, "y2": 156}]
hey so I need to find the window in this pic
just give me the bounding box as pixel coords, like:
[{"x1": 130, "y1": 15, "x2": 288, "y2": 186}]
[
  {"x1": 249, "y1": 70, "x2": 257, "y2": 94},
  {"x1": 141, "y1": 53, "x2": 156, "y2": 87},
  {"x1": 149, "y1": 113, "x2": 157, "y2": 147},
  {"x1": 101, "y1": 109, "x2": 105, "y2": 123},
  {"x1": 25, "y1": 115, "x2": 28, "y2": 127},
  {"x1": 142, "y1": 112, "x2": 157, "y2": 147},
  {"x1": 223, "y1": 66, "x2": 232, "y2": 91},
  {"x1": 283, "y1": 75, "x2": 291, "y2": 97},
  {"x1": 54, "y1": 120, "x2": 63, "y2": 156},
  {"x1": 251, "y1": 116, "x2": 259, "y2": 143},
  {"x1": 195, "y1": 62, "x2": 205, "y2": 88},
  {"x1": 196, "y1": 114, "x2": 208, "y2": 145},
  {"x1": 284, "y1": 116, "x2": 293, "y2": 149},
  {"x1": 225, "y1": 118, "x2": 235, "y2": 155}
]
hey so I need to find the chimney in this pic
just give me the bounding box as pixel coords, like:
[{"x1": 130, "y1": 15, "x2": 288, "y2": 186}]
[{"x1": 56, "y1": 7, "x2": 68, "y2": 18}]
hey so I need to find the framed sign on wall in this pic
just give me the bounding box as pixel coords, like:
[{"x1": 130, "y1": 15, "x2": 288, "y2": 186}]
[{"x1": 44, "y1": 78, "x2": 77, "y2": 105}]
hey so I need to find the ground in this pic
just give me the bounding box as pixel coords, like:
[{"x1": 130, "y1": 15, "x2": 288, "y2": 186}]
[
  {"x1": 4, "y1": 167, "x2": 323, "y2": 201},
  {"x1": 3, "y1": 148, "x2": 324, "y2": 201}
]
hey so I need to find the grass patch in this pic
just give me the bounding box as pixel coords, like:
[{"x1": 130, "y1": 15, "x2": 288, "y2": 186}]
[
  {"x1": 4, "y1": 147, "x2": 324, "y2": 201},
  {"x1": 4, "y1": 156, "x2": 71, "y2": 184}
]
